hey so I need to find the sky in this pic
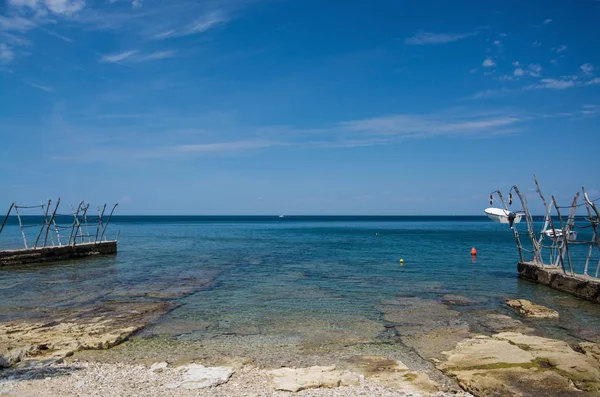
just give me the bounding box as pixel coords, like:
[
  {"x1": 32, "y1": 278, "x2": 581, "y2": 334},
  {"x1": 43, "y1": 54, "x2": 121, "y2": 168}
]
[{"x1": 1, "y1": 0, "x2": 599, "y2": 215}]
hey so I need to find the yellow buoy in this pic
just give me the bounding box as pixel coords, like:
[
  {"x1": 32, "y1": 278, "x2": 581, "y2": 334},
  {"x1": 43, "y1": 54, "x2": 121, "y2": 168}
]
[{"x1": 399, "y1": 259, "x2": 404, "y2": 264}]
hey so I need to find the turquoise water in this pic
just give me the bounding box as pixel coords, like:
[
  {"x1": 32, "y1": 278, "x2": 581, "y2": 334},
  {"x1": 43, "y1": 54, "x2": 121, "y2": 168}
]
[{"x1": 1, "y1": 216, "x2": 599, "y2": 351}]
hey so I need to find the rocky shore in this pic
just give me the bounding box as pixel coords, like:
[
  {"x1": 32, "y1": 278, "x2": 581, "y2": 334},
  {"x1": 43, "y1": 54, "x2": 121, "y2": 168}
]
[{"x1": 1, "y1": 296, "x2": 599, "y2": 396}]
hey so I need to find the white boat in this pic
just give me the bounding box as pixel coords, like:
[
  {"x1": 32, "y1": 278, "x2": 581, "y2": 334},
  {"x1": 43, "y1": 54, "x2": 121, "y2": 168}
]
[
  {"x1": 543, "y1": 229, "x2": 577, "y2": 242},
  {"x1": 279, "y1": 214, "x2": 285, "y2": 218},
  {"x1": 485, "y1": 208, "x2": 522, "y2": 224}
]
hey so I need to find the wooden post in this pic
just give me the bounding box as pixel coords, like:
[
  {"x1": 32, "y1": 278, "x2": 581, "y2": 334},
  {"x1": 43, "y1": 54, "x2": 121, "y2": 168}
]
[
  {"x1": 100, "y1": 203, "x2": 118, "y2": 241},
  {"x1": 511, "y1": 185, "x2": 541, "y2": 264},
  {"x1": 14, "y1": 205, "x2": 28, "y2": 249},
  {"x1": 68, "y1": 202, "x2": 84, "y2": 246},
  {"x1": 552, "y1": 195, "x2": 577, "y2": 275},
  {"x1": 34, "y1": 199, "x2": 51, "y2": 248},
  {"x1": 534, "y1": 176, "x2": 565, "y2": 272},
  {"x1": 0, "y1": 202, "x2": 15, "y2": 236},
  {"x1": 95, "y1": 204, "x2": 107, "y2": 243},
  {"x1": 44, "y1": 198, "x2": 61, "y2": 247},
  {"x1": 583, "y1": 189, "x2": 600, "y2": 278}
]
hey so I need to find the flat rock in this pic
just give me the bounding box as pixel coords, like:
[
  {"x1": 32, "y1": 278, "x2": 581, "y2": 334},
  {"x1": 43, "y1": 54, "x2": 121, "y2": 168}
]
[
  {"x1": 267, "y1": 365, "x2": 361, "y2": 392},
  {"x1": 437, "y1": 332, "x2": 600, "y2": 395},
  {"x1": 506, "y1": 299, "x2": 559, "y2": 319},
  {"x1": 0, "y1": 301, "x2": 173, "y2": 368},
  {"x1": 579, "y1": 342, "x2": 600, "y2": 365},
  {"x1": 166, "y1": 363, "x2": 234, "y2": 389}
]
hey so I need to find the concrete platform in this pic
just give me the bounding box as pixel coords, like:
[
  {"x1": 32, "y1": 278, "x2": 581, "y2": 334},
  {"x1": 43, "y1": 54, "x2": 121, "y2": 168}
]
[
  {"x1": 0, "y1": 241, "x2": 117, "y2": 266},
  {"x1": 518, "y1": 262, "x2": 600, "y2": 303}
]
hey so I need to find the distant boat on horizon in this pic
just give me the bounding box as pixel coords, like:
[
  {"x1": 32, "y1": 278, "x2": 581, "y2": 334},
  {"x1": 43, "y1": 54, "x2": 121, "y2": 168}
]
[{"x1": 279, "y1": 214, "x2": 285, "y2": 218}]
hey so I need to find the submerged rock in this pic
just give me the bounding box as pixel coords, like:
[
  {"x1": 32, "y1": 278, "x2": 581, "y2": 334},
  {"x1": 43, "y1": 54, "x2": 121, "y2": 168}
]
[
  {"x1": 441, "y1": 294, "x2": 477, "y2": 306},
  {"x1": 506, "y1": 299, "x2": 559, "y2": 319},
  {"x1": 267, "y1": 365, "x2": 361, "y2": 392},
  {"x1": 0, "y1": 301, "x2": 173, "y2": 368}
]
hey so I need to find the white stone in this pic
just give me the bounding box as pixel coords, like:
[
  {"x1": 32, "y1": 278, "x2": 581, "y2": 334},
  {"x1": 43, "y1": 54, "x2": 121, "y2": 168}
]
[
  {"x1": 267, "y1": 365, "x2": 361, "y2": 392},
  {"x1": 149, "y1": 362, "x2": 168, "y2": 372},
  {"x1": 165, "y1": 363, "x2": 234, "y2": 389}
]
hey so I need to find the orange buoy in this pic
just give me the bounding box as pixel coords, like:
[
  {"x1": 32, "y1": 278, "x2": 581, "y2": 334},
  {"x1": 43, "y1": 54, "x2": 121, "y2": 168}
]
[{"x1": 470, "y1": 247, "x2": 477, "y2": 256}]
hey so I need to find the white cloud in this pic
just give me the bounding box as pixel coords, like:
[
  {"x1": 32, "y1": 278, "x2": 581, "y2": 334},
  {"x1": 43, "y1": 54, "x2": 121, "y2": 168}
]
[
  {"x1": 482, "y1": 57, "x2": 496, "y2": 67},
  {"x1": 544, "y1": 19, "x2": 552, "y2": 24},
  {"x1": 586, "y1": 77, "x2": 600, "y2": 85},
  {"x1": 99, "y1": 50, "x2": 138, "y2": 63},
  {"x1": 530, "y1": 78, "x2": 576, "y2": 89},
  {"x1": 339, "y1": 111, "x2": 521, "y2": 138},
  {"x1": 44, "y1": 0, "x2": 85, "y2": 15},
  {"x1": 0, "y1": 15, "x2": 35, "y2": 32},
  {"x1": 136, "y1": 50, "x2": 177, "y2": 61},
  {"x1": 512, "y1": 61, "x2": 521, "y2": 67},
  {"x1": 0, "y1": 43, "x2": 15, "y2": 64},
  {"x1": 532, "y1": 41, "x2": 542, "y2": 47},
  {"x1": 581, "y1": 63, "x2": 594, "y2": 76},
  {"x1": 99, "y1": 49, "x2": 177, "y2": 63},
  {"x1": 553, "y1": 45, "x2": 567, "y2": 53},
  {"x1": 528, "y1": 63, "x2": 542, "y2": 77},
  {"x1": 514, "y1": 68, "x2": 524, "y2": 76},
  {"x1": 404, "y1": 31, "x2": 474, "y2": 45},
  {"x1": 108, "y1": 0, "x2": 142, "y2": 8},
  {"x1": 156, "y1": 11, "x2": 229, "y2": 39},
  {"x1": 8, "y1": 0, "x2": 85, "y2": 15},
  {"x1": 23, "y1": 79, "x2": 53, "y2": 92}
]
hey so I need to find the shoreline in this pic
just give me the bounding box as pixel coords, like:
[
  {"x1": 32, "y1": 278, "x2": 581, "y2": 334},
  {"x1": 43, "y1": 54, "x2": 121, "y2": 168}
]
[{"x1": 2, "y1": 296, "x2": 600, "y2": 396}]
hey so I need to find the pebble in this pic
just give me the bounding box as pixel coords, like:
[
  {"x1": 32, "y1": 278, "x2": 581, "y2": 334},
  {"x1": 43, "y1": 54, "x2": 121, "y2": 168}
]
[{"x1": 0, "y1": 361, "x2": 473, "y2": 397}]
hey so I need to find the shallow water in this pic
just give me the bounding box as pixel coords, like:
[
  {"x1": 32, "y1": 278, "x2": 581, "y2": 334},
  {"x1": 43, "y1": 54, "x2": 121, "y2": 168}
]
[{"x1": 1, "y1": 216, "x2": 599, "y2": 362}]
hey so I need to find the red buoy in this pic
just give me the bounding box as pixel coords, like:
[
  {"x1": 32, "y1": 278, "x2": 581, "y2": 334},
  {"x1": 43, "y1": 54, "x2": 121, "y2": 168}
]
[{"x1": 471, "y1": 247, "x2": 477, "y2": 256}]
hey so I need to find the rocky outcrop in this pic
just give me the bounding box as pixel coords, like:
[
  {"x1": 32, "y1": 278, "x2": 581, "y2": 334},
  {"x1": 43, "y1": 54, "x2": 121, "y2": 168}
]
[
  {"x1": 506, "y1": 299, "x2": 559, "y2": 319},
  {"x1": 437, "y1": 332, "x2": 600, "y2": 396},
  {"x1": 267, "y1": 365, "x2": 361, "y2": 392},
  {"x1": 0, "y1": 301, "x2": 173, "y2": 368}
]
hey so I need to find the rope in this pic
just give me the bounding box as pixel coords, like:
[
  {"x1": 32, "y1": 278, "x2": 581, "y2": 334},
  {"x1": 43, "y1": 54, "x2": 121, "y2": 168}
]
[
  {"x1": 14, "y1": 205, "x2": 44, "y2": 209},
  {"x1": 555, "y1": 196, "x2": 600, "y2": 208}
]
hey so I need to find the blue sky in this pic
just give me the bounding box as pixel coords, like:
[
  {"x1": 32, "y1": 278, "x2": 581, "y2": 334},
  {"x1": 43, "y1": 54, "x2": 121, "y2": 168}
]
[{"x1": 1, "y1": 0, "x2": 599, "y2": 215}]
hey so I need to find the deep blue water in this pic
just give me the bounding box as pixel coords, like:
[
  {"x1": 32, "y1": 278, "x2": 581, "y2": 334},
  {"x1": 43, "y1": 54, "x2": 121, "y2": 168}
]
[{"x1": 1, "y1": 216, "x2": 599, "y2": 347}]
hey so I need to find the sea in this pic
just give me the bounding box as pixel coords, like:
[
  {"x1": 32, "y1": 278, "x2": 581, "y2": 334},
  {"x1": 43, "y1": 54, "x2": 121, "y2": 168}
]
[{"x1": 1, "y1": 216, "x2": 600, "y2": 365}]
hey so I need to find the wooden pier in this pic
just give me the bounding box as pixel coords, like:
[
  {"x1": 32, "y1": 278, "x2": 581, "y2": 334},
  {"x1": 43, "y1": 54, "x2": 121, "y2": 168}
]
[
  {"x1": 0, "y1": 198, "x2": 118, "y2": 266},
  {"x1": 0, "y1": 241, "x2": 117, "y2": 266},
  {"x1": 491, "y1": 175, "x2": 600, "y2": 303},
  {"x1": 518, "y1": 261, "x2": 600, "y2": 303}
]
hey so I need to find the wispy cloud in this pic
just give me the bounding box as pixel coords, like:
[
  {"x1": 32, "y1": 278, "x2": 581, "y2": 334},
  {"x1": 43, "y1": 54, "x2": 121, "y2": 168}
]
[
  {"x1": 529, "y1": 78, "x2": 576, "y2": 89},
  {"x1": 108, "y1": 0, "x2": 143, "y2": 9},
  {"x1": 23, "y1": 79, "x2": 54, "y2": 92},
  {"x1": 154, "y1": 11, "x2": 228, "y2": 39},
  {"x1": 0, "y1": 43, "x2": 15, "y2": 64},
  {"x1": 100, "y1": 50, "x2": 138, "y2": 63},
  {"x1": 553, "y1": 45, "x2": 567, "y2": 54},
  {"x1": 404, "y1": 31, "x2": 475, "y2": 45},
  {"x1": 99, "y1": 49, "x2": 177, "y2": 63},
  {"x1": 9, "y1": 0, "x2": 86, "y2": 15},
  {"x1": 543, "y1": 19, "x2": 553, "y2": 24}
]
